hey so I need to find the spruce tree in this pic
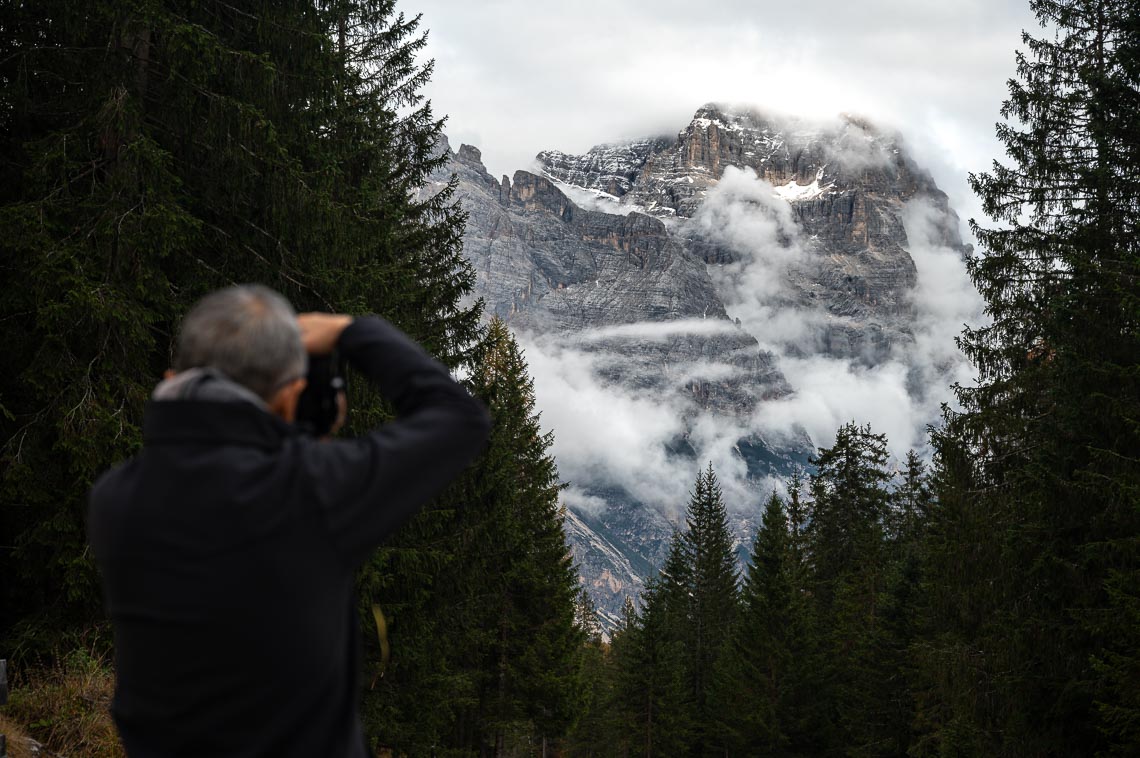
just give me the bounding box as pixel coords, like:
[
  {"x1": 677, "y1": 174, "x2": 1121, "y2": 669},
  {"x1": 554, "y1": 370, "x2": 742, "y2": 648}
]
[
  {"x1": 854, "y1": 452, "x2": 935, "y2": 758},
  {"x1": 565, "y1": 590, "x2": 615, "y2": 758},
  {"x1": 785, "y1": 467, "x2": 810, "y2": 574},
  {"x1": 710, "y1": 492, "x2": 793, "y2": 755},
  {"x1": 890, "y1": 450, "x2": 933, "y2": 544},
  {"x1": 920, "y1": 1, "x2": 1140, "y2": 753},
  {"x1": 606, "y1": 597, "x2": 645, "y2": 757},
  {"x1": 683, "y1": 463, "x2": 740, "y2": 755},
  {"x1": 807, "y1": 423, "x2": 892, "y2": 609},
  {"x1": 618, "y1": 466, "x2": 739, "y2": 756},
  {"x1": 437, "y1": 319, "x2": 582, "y2": 755},
  {"x1": 613, "y1": 559, "x2": 694, "y2": 758},
  {"x1": 657, "y1": 529, "x2": 695, "y2": 641},
  {"x1": 910, "y1": 429, "x2": 1005, "y2": 757},
  {"x1": 806, "y1": 422, "x2": 893, "y2": 754},
  {"x1": 775, "y1": 467, "x2": 831, "y2": 755}
]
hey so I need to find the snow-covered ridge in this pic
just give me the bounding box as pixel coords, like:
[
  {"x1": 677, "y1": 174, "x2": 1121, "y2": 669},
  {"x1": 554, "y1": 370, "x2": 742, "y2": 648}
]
[
  {"x1": 543, "y1": 175, "x2": 643, "y2": 216},
  {"x1": 691, "y1": 115, "x2": 746, "y2": 133},
  {"x1": 539, "y1": 105, "x2": 860, "y2": 220},
  {"x1": 536, "y1": 136, "x2": 672, "y2": 201},
  {"x1": 773, "y1": 167, "x2": 834, "y2": 202}
]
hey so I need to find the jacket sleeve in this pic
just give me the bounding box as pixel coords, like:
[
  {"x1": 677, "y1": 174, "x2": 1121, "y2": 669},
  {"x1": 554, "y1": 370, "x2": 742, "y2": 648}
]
[{"x1": 303, "y1": 316, "x2": 491, "y2": 565}]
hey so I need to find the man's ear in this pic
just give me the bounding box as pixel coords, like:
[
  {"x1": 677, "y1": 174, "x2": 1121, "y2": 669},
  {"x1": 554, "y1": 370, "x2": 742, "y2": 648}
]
[
  {"x1": 268, "y1": 378, "x2": 307, "y2": 423},
  {"x1": 164, "y1": 369, "x2": 176, "y2": 379}
]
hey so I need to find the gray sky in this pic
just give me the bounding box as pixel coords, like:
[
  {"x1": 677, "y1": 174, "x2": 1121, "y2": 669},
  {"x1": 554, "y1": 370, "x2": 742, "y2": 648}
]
[{"x1": 411, "y1": 0, "x2": 1041, "y2": 235}]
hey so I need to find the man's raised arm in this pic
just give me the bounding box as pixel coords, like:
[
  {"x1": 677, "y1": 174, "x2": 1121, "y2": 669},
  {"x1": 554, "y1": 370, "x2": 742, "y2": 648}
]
[{"x1": 300, "y1": 314, "x2": 491, "y2": 565}]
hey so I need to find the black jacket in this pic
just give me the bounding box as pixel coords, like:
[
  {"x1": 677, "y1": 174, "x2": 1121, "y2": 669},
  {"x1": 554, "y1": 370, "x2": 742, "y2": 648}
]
[{"x1": 88, "y1": 316, "x2": 491, "y2": 757}]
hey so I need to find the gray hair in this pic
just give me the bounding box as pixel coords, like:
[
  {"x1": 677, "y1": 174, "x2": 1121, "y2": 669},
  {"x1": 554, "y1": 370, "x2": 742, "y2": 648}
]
[{"x1": 174, "y1": 285, "x2": 307, "y2": 401}]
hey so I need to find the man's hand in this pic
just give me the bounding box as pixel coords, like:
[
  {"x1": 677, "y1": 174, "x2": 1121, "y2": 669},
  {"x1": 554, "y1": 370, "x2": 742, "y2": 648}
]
[{"x1": 298, "y1": 313, "x2": 353, "y2": 356}]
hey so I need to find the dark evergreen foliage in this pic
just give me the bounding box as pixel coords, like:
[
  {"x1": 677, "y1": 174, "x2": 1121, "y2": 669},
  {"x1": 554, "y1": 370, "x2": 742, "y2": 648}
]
[
  {"x1": 682, "y1": 464, "x2": 741, "y2": 755},
  {"x1": 601, "y1": 598, "x2": 645, "y2": 757},
  {"x1": 461, "y1": 320, "x2": 583, "y2": 753},
  {"x1": 622, "y1": 564, "x2": 697, "y2": 757},
  {"x1": 710, "y1": 492, "x2": 793, "y2": 755},
  {"x1": 915, "y1": 1, "x2": 1140, "y2": 754},
  {"x1": 362, "y1": 319, "x2": 583, "y2": 754},
  {"x1": 806, "y1": 423, "x2": 895, "y2": 754},
  {"x1": 599, "y1": 466, "x2": 739, "y2": 756},
  {"x1": 807, "y1": 423, "x2": 892, "y2": 603},
  {"x1": 564, "y1": 591, "x2": 613, "y2": 758}
]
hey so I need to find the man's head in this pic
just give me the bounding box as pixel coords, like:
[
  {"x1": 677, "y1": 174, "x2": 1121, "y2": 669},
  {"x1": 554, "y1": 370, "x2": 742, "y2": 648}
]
[{"x1": 174, "y1": 285, "x2": 308, "y2": 420}]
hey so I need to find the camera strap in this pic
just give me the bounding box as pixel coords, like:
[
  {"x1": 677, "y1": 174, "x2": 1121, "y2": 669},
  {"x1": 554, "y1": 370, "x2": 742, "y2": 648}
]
[{"x1": 369, "y1": 603, "x2": 390, "y2": 688}]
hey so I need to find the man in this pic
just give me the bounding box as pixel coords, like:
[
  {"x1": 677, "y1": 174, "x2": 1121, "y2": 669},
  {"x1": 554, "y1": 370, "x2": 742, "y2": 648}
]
[{"x1": 88, "y1": 285, "x2": 491, "y2": 757}]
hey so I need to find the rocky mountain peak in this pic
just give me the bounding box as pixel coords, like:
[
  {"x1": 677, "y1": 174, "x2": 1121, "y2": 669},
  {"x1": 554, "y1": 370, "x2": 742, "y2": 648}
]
[
  {"x1": 455, "y1": 143, "x2": 484, "y2": 169},
  {"x1": 538, "y1": 104, "x2": 955, "y2": 225},
  {"x1": 536, "y1": 136, "x2": 674, "y2": 202}
]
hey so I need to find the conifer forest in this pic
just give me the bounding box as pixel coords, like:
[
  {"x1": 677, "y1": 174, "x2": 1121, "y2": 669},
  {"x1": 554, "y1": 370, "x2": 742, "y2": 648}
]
[{"x1": 1, "y1": 0, "x2": 1138, "y2": 756}]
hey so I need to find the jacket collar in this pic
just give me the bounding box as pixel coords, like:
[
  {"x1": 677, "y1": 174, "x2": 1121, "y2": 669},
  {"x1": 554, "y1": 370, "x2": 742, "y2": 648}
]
[
  {"x1": 143, "y1": 400, "x2": 296, "y2": 450},
  {"x1": 152, "y1": 367, "x2": 268, "y2": 407}
]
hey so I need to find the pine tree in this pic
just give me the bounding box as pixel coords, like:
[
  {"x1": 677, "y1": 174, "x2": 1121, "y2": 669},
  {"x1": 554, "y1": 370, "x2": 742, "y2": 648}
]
[
  {"x1": 683, "y1": 464, "x2": 740, "y2": 755},
  {"x1": 430, "y1": 319, "x2": 582, "y2": 755},
  {"x1": 623, "y1": 569, "x2": 695, "y2": 758},
  {"x1": 657, "y1": 530, "x2": 695, "y2": 642},
  {"x1": 565, "y1": 590, "x2": 615, "y2": 758},
  {"x1": 807, "y1": 423, "x2": 892, "y2": 609},
  {"x1": 890, "y1": 450, "x2": 933, "y2": 544},
  {"x1": 778, "y1": 468, "x2": 831, "y2": 756},
  {"x1": 909, "y1": 429, "x2": 1005, "y2": 757},
  {"x1": 920, "y1": 1, "x2": 1140, "y2": 752},
  {"x1": 615, "y1": 465, "x2": 740, "y2": 756},
  {"x1": 785, "y1": 467, "x2": 810, "y2": 575},
  {"x1": 806, "y1": 422, "x2": 893, "y2": 754},
  {"x1": 710, "y1": 492, "x2": 793, "y2": 755},
  {"x1": 605, "y1": 597, "x2": 645, "y2": 757},
  {"x1": 860, "y1": 451, "x2": 934, "y2": 758}
]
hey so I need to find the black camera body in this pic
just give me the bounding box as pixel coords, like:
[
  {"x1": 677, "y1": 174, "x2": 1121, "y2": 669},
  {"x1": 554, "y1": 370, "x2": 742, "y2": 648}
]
[{"x1": 295, "y1": 353, "x2": 346, "y2": 437}]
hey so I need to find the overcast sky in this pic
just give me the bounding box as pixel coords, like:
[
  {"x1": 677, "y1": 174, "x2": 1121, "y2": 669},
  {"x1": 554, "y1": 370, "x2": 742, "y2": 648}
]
[{"x1": 410, "y1": 0, "x2": 1041, "y2": 236}]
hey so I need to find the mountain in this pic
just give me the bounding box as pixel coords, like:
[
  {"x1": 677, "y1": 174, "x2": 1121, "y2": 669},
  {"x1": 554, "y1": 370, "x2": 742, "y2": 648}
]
[
  {"x1": 538, "y1": 105, "x2": 966, "y2": 362},
  {"x1": 428, "y1": 104, "x2": 972, "y2": 628}
]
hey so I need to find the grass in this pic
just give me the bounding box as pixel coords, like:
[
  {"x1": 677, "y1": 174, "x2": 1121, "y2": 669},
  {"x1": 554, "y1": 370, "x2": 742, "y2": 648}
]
[
  {"x1": 1, "y1": 648, "x2": 123, "y2": 758},
  {"x1": 0, "y1": 712, "x2": 40, "y2": 758}
]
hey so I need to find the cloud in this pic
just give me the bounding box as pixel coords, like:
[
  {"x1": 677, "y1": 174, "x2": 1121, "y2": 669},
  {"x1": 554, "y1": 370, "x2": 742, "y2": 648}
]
[
  {"x1": 900, "y1": 197, "x2": 987, "y2": 400},
  {"x1": 561, "y1": 486, "x2": 610, "y2": 518},
  {"x1": 413, "y1": 0, "x2": 1038, "y2": 244},
  {"x1": 826, "y1": 120, "x2": 897, "y2": 172},
  {"x1": 519, "y1": 328, "x2": 784, "y2": 518},
  {"x1": 690, "y1": 168, "x2": 982, "y2": 460},
  {"x1": 545, "y1": 179, "x2": 643, "y2": 216},
  {"x1": 691, "y1": 167, "x2": 801, "y2": 273},
  {"x1": 753, "y1": 356, "x2": 918, "y2": 454},
  {"x1": 575, "y1": 318, "x2": 739, "y2": 343},
  {"x1": 518, "y1": 338, "x2": 693, "y2": 514},
  {"x1": 689, "y1": 166, "x2": 822, "y2": 349}
]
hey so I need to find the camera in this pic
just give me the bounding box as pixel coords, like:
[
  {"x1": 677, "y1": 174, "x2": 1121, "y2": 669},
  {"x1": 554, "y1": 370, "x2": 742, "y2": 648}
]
[{"x1": 295, "y1": 352, "x2": 346, "y2": 437}]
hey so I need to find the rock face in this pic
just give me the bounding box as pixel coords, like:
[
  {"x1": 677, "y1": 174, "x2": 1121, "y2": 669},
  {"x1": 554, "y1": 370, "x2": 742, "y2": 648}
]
[
  {"x1": 429, "y1": 104, "x2": 969, "y2": 629},
  {"x1": 540, "y1": 105, "x2": 968, "y2": 364},
  {"x1": 437, "y1": 132, "x2": 788, "y2": 417}
]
